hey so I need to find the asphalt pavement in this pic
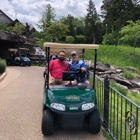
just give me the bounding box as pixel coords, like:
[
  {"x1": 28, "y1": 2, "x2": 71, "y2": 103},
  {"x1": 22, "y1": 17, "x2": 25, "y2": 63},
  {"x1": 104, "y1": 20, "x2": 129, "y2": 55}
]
[{"x1": 0, "y1": 66, "x2": 106, "y2": 140}]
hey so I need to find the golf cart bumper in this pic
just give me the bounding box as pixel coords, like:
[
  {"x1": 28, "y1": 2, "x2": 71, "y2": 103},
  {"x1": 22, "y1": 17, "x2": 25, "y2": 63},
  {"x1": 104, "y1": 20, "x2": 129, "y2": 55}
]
[{"x1": 50, "y1": 108, "x2": 95, "y2": 129}]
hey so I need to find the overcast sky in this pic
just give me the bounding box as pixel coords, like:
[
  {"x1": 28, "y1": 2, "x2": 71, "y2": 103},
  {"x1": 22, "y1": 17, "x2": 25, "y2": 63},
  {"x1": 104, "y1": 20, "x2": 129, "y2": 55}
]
[{"x1": 0, "y1": 0, "x2": 103, "y2": 30}]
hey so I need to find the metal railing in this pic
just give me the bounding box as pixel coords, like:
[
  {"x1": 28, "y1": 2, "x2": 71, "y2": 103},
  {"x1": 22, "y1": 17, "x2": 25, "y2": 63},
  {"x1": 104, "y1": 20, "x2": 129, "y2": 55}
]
[{"x1": 89, "y1": 72, "x2": 140, "y2": 140}]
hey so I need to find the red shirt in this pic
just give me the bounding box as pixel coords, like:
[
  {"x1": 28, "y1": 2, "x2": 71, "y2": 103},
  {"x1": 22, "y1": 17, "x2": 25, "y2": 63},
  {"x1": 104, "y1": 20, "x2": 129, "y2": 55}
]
[{"x1": 49, "y1": 59, "x2": 70, "y2": 79}]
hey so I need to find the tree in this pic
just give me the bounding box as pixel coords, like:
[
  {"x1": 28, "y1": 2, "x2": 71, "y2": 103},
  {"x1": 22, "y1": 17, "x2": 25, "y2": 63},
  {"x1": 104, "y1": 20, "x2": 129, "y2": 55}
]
[
  {"x1": 46, "y1": 22, "x2": 69, "y2": 41},
  {"x1": 101, "y1": 0, "x2": 140, "y2": 33},
  {"x1": 73, "y1": 17, "x2": 85, "y2": 36},
  {"x1": 120, "y1": 20, "x2": 140, "y2": 54},
  {"x1": 37, "y1": 4, "x2": 56, "y2": 32},
  {"x1": 12, "y1": 23, "x2": 25, "y2": 35},
  {"x1": 84, "y1": 0, "x2": 99, "y2": 44}
]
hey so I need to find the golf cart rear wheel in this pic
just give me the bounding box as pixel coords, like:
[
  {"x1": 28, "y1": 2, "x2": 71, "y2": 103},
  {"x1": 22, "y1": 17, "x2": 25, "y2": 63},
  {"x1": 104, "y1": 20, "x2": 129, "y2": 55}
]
[
  {"x1": 42, "y1": 109, "x2": 54, "y2": 136},
  {"x1": 88, "y1": 109, "x2": 101, "y2": 134},
  {"x1": 20, "y1": 62, "x2": 25, "y2": 66}
]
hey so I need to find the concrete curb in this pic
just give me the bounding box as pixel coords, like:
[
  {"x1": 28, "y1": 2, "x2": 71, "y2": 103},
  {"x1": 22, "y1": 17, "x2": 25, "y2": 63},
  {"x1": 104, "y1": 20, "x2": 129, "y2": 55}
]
[{"x1": 0, "y1": 71, "x2": 7, "y2": 82}]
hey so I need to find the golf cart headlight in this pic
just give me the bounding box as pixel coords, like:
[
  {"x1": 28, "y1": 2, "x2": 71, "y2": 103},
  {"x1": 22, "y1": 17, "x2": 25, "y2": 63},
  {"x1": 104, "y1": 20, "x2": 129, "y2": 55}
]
[
  {"x1": 50, "y1": 103, "x2": 65, "y2": 111},
  {"x1": 82, "y1": 103, "x2": 94, "y2": 111}
]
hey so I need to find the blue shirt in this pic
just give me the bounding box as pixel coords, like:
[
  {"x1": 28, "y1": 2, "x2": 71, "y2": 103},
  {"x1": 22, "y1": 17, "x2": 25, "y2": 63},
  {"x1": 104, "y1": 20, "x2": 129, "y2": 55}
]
[{"x1": 69, "y1": 60, "x2": 87, "y2": 79}]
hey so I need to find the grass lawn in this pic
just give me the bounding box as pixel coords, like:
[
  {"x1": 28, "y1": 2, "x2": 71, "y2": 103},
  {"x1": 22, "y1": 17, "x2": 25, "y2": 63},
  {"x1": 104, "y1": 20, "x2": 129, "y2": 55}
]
[{"x1": 85, "y1": 45, "x2": 140, "y2": 71}]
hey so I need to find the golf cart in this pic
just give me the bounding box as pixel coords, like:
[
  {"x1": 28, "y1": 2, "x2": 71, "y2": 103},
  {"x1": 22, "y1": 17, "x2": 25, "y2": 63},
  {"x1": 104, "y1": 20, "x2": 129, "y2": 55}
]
[
  {"x1": 42, "y1": 42, "x2": 100, "y2": 136},
  {"x1": 7, "y1": 49, "x2": 31, "y2": 66}
]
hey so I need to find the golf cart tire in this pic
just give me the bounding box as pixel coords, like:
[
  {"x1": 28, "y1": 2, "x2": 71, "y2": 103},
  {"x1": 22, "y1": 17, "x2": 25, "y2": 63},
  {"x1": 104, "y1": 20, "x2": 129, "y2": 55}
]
[
  {"x1": 28, "y1": 63, "x2": 31, "y2": 66},
  {"x1": 7, "y1": 60, "x2": 11, "y2": 66},
  {"x1": 42, "y1": 109, "x2": 54, "y2": 136},
  {"x1": 88, "y1": 109, "x2": 101, "y2": 134},
  {"x1": 20, "y1": 62, "x2": 25, "y2": 66},
  {"x1": 43, "y1": 71, "x2": 46, "y2": 78}
]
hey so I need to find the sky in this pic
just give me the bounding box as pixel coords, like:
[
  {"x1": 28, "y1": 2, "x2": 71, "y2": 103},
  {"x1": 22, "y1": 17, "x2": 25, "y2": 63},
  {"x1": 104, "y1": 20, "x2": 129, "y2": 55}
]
[{"x1": 0, "y1": 0, "x2": 103, "y2": 30}]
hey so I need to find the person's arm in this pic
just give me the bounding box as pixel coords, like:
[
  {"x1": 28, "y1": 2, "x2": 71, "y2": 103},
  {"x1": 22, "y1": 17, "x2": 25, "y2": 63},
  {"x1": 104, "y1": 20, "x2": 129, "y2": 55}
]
[
  {"x1": 80, "y1": 61, "x2": 87, "y2": 71},
  {"x1": 49, "y1": 60, "x2": 54, "y2": 80}
]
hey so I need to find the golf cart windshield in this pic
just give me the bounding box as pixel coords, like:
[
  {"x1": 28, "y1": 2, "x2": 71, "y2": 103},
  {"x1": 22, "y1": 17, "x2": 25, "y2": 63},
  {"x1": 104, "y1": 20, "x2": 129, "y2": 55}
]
[{"x1": 44, "y1": 42, "x2": 99, "y2": 89}]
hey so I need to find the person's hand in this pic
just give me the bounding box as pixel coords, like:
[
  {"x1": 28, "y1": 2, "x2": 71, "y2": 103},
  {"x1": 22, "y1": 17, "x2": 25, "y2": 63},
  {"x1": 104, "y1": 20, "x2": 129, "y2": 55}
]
[
  {"x1": 81, "y1": 67, "x2": 86, "y2": 71},
  {"x1": 50, "y1": 76, "x2": 54, "y2": 80}
]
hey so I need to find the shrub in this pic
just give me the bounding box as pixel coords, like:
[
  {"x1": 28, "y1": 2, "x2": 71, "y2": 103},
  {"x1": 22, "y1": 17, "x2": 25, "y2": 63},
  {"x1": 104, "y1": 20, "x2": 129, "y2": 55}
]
[
  {"x1": 0, "y1": 59, "x2": 6, "y2": 73},
  {"x1": 75, "y1": 35, "x2": 86, "y2": 44},
  {"x1": 122, "y1": 70, "x2": 137, "y2": 79},
  {"x1": 66, "y1": 36, "x2": 74, "y2": 43}
]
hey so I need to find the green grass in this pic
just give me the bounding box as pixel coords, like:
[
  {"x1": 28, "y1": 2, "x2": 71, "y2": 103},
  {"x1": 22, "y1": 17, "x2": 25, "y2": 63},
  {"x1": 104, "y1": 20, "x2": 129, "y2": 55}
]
[
  {"x1": 85, "y1": 45, "x2": 140, "y2": 71},
  {"x1": 122, "y1": 70, "x2": 137, "y2": 79}
]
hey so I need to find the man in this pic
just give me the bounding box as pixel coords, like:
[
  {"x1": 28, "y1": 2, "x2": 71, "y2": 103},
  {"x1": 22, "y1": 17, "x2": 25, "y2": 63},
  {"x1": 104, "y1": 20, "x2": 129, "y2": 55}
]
[
  {"x1": 49, "y1": 51, "x2": 69, "y2": 85},
  {"x1": 69, "y1": 51, "x2": 90, "y2": 85},
  {"x1": 12, "y1": 50, "x2": 20, "y2": 61}
]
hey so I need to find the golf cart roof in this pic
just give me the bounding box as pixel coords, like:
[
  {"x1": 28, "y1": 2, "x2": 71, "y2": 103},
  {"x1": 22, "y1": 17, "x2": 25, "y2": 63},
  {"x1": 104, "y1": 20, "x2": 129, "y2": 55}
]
[{"x1": 44, "y1": 42, "x2": 99, "y2": 55}]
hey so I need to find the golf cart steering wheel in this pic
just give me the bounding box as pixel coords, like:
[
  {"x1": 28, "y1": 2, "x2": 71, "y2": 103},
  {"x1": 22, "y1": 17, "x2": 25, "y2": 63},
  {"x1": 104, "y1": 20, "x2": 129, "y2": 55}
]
[{"x1": 74, "y1": 68, "x2": 86, "y2": 82}]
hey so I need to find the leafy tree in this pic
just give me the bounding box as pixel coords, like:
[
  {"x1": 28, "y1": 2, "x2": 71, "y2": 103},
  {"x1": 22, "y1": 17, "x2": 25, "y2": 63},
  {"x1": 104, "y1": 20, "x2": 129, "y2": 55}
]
[
  {"x1": 120, "y1": 20, "x2": 140, "y2": 54},
  {"x1": 46, "y1": 22, "x2": 69, "y2": 41},
  {"x1": 84, "y1": 0, "x2": 99, "y2": 44},
  {"x1": 102, "y1": 30, "x2": 120, "y2": 45},
  {"x1": 0, "y1": 23, "x2": 8, "y2": 31},
  {"x1": 63, "y1": 14, "x2": 75, "y2": 37},
  {"x1": 12, "y1": 23, "x2": 25, "y2": 35},
  {"x1": 32, "y1": 31, "x2": 42, "y2": 39},
  {"x1": 101, "y1": 0, "x2": 140, "y2": 33},
  {"x1": 37, "y1": 4, "x2": 56, "y2": 32},
  {"x1": 66, "y1": 36, "x2": 74, "y2": 43},
  {"x1": 0, "y1": 23, "x2": 13, "y2": 33},
  {"x1": 74, "y1": 17, "x2": 85, "y2": 36},
  {"x1": 75, "y1": 35, "x2": 86, "y2": 44}
]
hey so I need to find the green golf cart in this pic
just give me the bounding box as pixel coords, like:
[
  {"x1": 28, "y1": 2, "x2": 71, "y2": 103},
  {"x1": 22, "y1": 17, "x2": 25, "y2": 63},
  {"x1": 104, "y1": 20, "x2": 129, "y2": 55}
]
[
  {"x1": 7, "y1": 54, "x2": 31, "y2": 66},
  {"x1": 42, "y1": 42, "x2": 100, "y2": 136}
]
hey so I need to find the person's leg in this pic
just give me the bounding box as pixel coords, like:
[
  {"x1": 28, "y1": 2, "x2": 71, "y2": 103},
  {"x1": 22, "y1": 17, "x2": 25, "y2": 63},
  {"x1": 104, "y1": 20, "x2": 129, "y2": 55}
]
[
  {"x1": 84, "y1": 80, "x2": 90, "y2": 85},
  {"x1": 81, "y1": 78, "x2": 90, "y2": 85},
  {"x1": 72, "y1": 79, "x2": 77, "y2": 85}
]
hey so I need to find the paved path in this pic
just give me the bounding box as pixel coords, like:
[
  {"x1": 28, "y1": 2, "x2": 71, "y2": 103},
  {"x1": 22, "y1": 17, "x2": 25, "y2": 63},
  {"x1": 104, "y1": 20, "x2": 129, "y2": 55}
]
[{"x1": 0, "y1": 66, "x2": 106, "y2": 140}]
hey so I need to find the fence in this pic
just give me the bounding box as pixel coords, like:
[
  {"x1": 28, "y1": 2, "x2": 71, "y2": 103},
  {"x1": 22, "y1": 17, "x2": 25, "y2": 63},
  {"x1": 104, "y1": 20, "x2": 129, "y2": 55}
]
[{"x1": 89, "y1": 72, "x2": 140, "y2": 140}]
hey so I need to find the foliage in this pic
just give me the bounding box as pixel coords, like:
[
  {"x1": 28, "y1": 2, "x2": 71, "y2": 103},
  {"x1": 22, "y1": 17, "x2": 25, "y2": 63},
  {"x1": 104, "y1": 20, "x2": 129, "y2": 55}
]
[
  {"x1": 0, "y1": 59, "x2": 6, "y2": 73},
  {"x1": 85, "y1": 45, "x2": 140, "y2": 71},
  {"x1": 46, "y1": 22, "x2": 69, "y2": 41},
  {"x1": 37, "y1": 4, "x2": 56, "y2": 32},
  {"x1": 31, "y1": 31, "x2": 42, "y2": 39},
  {"x1": 12, "y1": 22, "x2": 25, "y2": 35},
  {"x1": 65, "y1": 14, "x2": 75, "y2": 37},
  {"x1": 84, "y1": 0, "x2": 100, "y2": 44},
  {"x1": 102, "y1": 30, "x2": 120, "y2": 45},
  {"x1": 101, "y1": 0, "x2": 140, "y2": 32},
  {"x1": 0, "y1": 23, "x2": 8, "y2": 31},
  {"x1": 111, "y1": 82, "x2": 128, "y2": 96},
  {"x1": 0, "y1": 23, "x2": 13, "y2": 33},
  {"x1": 66, "y1": 36, "x2": 74, "y2": 43},
  {"x1": 75, "y1": 35, "x2": 86, "y2": 44},
  {"x1": 122, "y1": 69, "x2": 137, "y2": 79},
  {"x1": 120, "y1": 20, "x2": 140, "y2": 53}
]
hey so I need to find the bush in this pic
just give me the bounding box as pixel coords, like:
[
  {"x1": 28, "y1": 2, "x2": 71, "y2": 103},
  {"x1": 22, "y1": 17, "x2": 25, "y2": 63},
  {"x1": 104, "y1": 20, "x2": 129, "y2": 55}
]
[
  {"x1": 75, "y1": 35, "x2": 86, "y2": 44},
  {"x1": 0, "y1": 59, "x2": 6, "y2": 73},
  {"x1": 122, "y1": 70, "x2": 137, "y2": 79},
  {"x1": 66, "y1": 36, "x2": 74, "y2": 43}
]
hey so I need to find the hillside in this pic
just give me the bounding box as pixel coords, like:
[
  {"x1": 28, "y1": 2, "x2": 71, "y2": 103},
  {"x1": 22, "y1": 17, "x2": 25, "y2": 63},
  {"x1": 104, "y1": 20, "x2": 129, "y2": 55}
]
[{"x1": 85, "y1": 45, "x2": 140, "y2": 71}]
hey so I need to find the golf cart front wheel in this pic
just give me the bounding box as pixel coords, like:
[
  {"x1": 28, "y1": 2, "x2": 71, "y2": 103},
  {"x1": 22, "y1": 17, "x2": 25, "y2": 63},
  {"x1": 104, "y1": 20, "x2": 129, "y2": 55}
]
[
  {"x1": 88, "y1": 109, "x2": 101, "y2": 134},
  {"x1": 42, "y1": 109, "x2": 54, "y2": 136}
]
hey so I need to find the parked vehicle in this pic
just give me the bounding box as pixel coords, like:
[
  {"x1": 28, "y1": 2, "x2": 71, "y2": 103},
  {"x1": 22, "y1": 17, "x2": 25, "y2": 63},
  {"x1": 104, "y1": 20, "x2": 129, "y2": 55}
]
[
  {"x1": 42, "y1": 42, "x2": 100, "y2": 136},
  {"x1": 7, "y1": 54, "x2": 31, "y2": 66}
]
